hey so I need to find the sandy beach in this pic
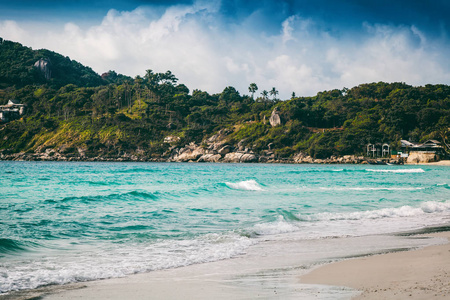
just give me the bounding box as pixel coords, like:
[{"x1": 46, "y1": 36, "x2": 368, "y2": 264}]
[
  {"x1": 420, "y1": 160, "x2": 450, "y2": 166},
  {"x1": 1, "y1": 230, "x2": 446, "y2": 300},
  {"x1": 301, "y1": 232, "x2": 450, "y2": 299}
]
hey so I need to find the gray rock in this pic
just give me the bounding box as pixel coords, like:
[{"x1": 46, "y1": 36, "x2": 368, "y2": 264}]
[
  {"x1": 218, "y1": 145, "x2": 232, "y2": 155},
  {"x1": 198, "y1": 154, "x2": 222, "y2": 162},
  {"x1": 269, "y1": 108, "x2": 281, "y2": 127},
  {"x1": 34, "y1": 58, "x2": 52, "y2": 80},
  {"x1": 172, "y1": 145, "x2": 205, "y2": 162},
  {"x1": 240, "y1": 153, "x2": 257, "y2": 163},
  {"x1": 222, "y1": 152, "x2": 244, "y2": 163}
]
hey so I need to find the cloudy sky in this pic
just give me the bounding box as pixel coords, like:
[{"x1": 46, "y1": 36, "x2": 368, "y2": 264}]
[{"x1": 1, "y1": 0, "x2": 449, "y2": 98}]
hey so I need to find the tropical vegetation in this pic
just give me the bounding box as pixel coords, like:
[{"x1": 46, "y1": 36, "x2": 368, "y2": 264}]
[{"x1": 1, "y1": 38, "x2": 449, "y2": 159}]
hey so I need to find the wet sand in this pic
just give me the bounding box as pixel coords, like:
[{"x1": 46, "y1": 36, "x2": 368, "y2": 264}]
[
  {"x1": 301, "y1": 232, "x2": 450, "y2": 299},
  {"x1": 2, "y1": 232, "x2": 448, "y2": 300}
]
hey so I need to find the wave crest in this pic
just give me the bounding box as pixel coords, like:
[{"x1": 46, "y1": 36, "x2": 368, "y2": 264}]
[
  {"x1": 225, "y1": 180, "x2": 264, "y2": 191},
  {"x1": 302, "y1": 201, "x2": 450, "y2": 221},
  {"x1": 366, "y1": 168, "x2": 425, "y2": 173},
  {"x1": 253, "y1": 216, "x2": 299, "y2": 235}
]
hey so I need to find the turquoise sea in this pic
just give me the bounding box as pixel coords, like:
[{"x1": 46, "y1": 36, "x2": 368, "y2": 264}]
[{"x1": 1, "y1": 162, "x2": 449, "y2": 294}]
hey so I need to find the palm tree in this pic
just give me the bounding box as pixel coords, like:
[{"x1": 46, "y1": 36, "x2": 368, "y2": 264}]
[
  {"x1": 248, "y1": 83, "x2": 258, "y2": 99},
  {"x1": 261, "y1": 90, "x2": 269, "y2": 100},
  {"x1": 134, "y1": 76, "x2": 143, "y2": 109},
  {"x1": 270, "y1": 87, "x2": 279, "y2": 101}
]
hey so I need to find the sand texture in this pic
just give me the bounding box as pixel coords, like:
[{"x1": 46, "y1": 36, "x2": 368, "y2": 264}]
[
  {"x1": 2, "y1": 232, "x2": 448, "y2": 300},
  {"x1": 301, "y1": 232, "x2": 450, "y2": 299},
  {"x1": 416, "y1": 160, "x2": 450, "y2": 166}
]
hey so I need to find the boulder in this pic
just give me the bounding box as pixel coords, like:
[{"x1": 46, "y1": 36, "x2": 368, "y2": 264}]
[
  {"x1": 34, "y1": 58, "x2": 52, "y2": 80},
  {"x1": 258, "y1": 156, "x2": 269, "y2": 163},
  {"x1": 406, "y1": 152, "x2": 439, "y2": 164},
  {"x1": 269, "y1": 108, "x2": 281, "y2": 127},
  {"x1": 218, "y1": 145, "x2": 232, "y2": 155},
  {"x1": 222, "y1": 152, "x2": 244, "y2": 163},
  {"x1": 293, "y1": 152, "x2": 313, "y2": 163},
  {"x1": 77, "y1": 147, "x2": 86, "y2": 157},
  {"x1": 198, "y1": 154, "x2": 222, "y2": 162},
  {"x1": 173, "y1": 147, "x2": 205, "y2": 162},
  {"x1": 240, "y1": 153, "x2": 257, "y2": 163}
]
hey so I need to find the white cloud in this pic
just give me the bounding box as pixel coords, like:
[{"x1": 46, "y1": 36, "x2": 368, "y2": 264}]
[
  {"x1": 0, "y1": 20, "x2": 29, "y2": 41},
  {"x1": 1, "y1": 2, "x2": 449, "y2": 99}
]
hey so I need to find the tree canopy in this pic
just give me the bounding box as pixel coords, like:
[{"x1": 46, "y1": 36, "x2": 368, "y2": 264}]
[{"x1": 1, "y1": 39, "x2": 449, "y2": 159}]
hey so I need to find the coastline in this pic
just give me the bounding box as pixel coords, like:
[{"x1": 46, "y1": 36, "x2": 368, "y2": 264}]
[
  {"x1": 1, "y1": 149, "x2": 449, "y2": 165},
  {"x1": 301, "y1": 231, "x2": 450, "y2": 299},
  {"x1": 2, "y1": 229, "x2": 448, "y2": 300},
  {"x1": 416, "y1": 160, "x2": 450, "y2": 166},
  {"x1": 1, "y1": 160, "x2": 448, "y2": 299}
]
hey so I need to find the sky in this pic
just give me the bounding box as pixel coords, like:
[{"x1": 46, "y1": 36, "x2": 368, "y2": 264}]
[{"x1": 1, "y1": 0, "x2": 449, "y2": 98}]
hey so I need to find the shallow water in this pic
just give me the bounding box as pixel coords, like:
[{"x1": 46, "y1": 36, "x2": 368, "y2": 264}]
[{"x1": 1, "y1": 162, "x2": 449, "y2": 293}]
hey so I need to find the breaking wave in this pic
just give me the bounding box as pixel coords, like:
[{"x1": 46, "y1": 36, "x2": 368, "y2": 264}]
[
  {"x1": 318, "y1": 187, "x2": 423, "y2": 191},
  {"x1": 301, "y1": 201, "x2": 450, "y2": 221},
  {"x1": 252, "y1": 216, "x2": 299, "y2": 235},
  {"x1": 225, "y1": 180, "x2": 264, "y2": 191},
  {"x1": 366, "y1": 168, "x2": 425, "y2": 173}
]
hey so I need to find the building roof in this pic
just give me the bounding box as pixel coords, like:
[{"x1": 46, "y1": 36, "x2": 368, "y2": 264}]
[
  {"x1": 400, "y1": 140, "x2": 415, "y2": 147},
  {"x1": 8, "y1": 99, "x2": 21, "y2": 105},
  {"x1": 1, "y1": 100, "x2": 25, "y2": 109},
  {"x1": 421, "y1": 139, "x2": 441, "y2": 145},
  {"x1": 401, "y1": 139, "x2": 443, "y2": 149}
]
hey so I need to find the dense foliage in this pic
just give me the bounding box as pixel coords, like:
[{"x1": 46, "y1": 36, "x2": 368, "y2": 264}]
[
  {"x1": 0, "y1": 39, "x2": 106, "y2": 88},
  {"x1": 1, "y1": 39, "x2": 449, "y2": 159}
]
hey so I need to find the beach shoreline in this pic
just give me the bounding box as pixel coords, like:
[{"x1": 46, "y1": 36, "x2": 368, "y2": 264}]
[
  {"x1": 416, "y1": 160, "x2": 450, "y2": 166},
  {"x1": 2, "y1": 228, "x2": 448, "y2": 300},
  {"x1": 2, "y1": 161, "x2": 448, "y2": 300},
  {"x1": 301, "y1": 231, "x2": 450, "y2": 299}
]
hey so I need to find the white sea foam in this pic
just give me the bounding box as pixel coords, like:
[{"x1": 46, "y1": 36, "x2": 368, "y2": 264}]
[
  {"x1": 253, "y1": 216, "x2": 299, "y2": 235},
  {"x1": 0, "y1": 233, "x2": 254, "y2": 293},
  {"x1": 366, "y1": 168, "x2": 425, "y2": 173},
  {"x1": 225, "y1": 180, "x2": 264, "y2": 191},
  {"x1": 302, "y1": 201, "x2": 450, "y2": 221},
  {"x1": 421, "y1": 201, "x2": 450, "y2": 213},
  {"x1": 319, "y1": 186, "x2": 423, "y2": 191}
]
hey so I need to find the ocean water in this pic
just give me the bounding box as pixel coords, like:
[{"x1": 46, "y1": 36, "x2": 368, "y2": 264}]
[{"x1": 0, "y1": 162, "x2": 449, "y2": 294}]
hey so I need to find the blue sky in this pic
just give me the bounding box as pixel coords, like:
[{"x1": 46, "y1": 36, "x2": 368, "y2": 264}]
[{"x1": 1, "y1": 0, "x2": 449, "y2": 98}]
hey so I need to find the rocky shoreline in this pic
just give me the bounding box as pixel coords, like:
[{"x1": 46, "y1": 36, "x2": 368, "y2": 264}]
[
  {"x1": 0, "y1": 147, "x2": 402, "y2": 165},
  {"x1": 0, "y1": 130, "x2": 405, "y2": 164}
]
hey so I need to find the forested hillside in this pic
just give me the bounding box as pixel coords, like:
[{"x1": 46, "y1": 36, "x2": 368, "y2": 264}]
[{"x1": 1, "y1": 38, "x2": 449, "y2": 161}]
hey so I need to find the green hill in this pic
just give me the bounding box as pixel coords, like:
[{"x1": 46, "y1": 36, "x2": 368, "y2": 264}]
[
  {"x1": 0, "y1": 39, "x2": 106, "y2": 88},
  {"x1": 0, "y1": 38, "x2": 449, "y2": 161}
]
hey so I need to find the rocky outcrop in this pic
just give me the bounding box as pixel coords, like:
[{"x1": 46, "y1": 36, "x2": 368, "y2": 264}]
[
  {"x1": 0, "y1": 127, "x2": 403, "y2": 165},
  {"x1": 293, "y1": 152, "x2": 366, "y2": 164},
  {"x1": 220, "y1": 152, "x2": 256, "y2": 163},
  {"x1": 218, "y1": 145, "x2": 232, "y2": 155},
  {"x1": 269, "y1": 107, "x2": 281, "y2": 127},
  {"x1": 170, "y1": 143, "x2": 205, "y2": 162},
  {"x1": 34, "y1": 58, "x2": 52, "y2": 80},
  {"x1": 406, "y1": 152, "x2": 439, "y2": 164},
  {"x1": 0, "y1": 147, "x2": 402, "y2": 165},
  {"x1": 164, "y1": 135, "x2": 180, "y2": 144},
  {"x1": 240, "y1": 153, "x2": 257, "y2": 162},
  {"x1": 197, "y1": 154, "x2": 222, "y2": 162},
  {"x1": 222, "y1": 152, "x2": 244, "y2": 163}
]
